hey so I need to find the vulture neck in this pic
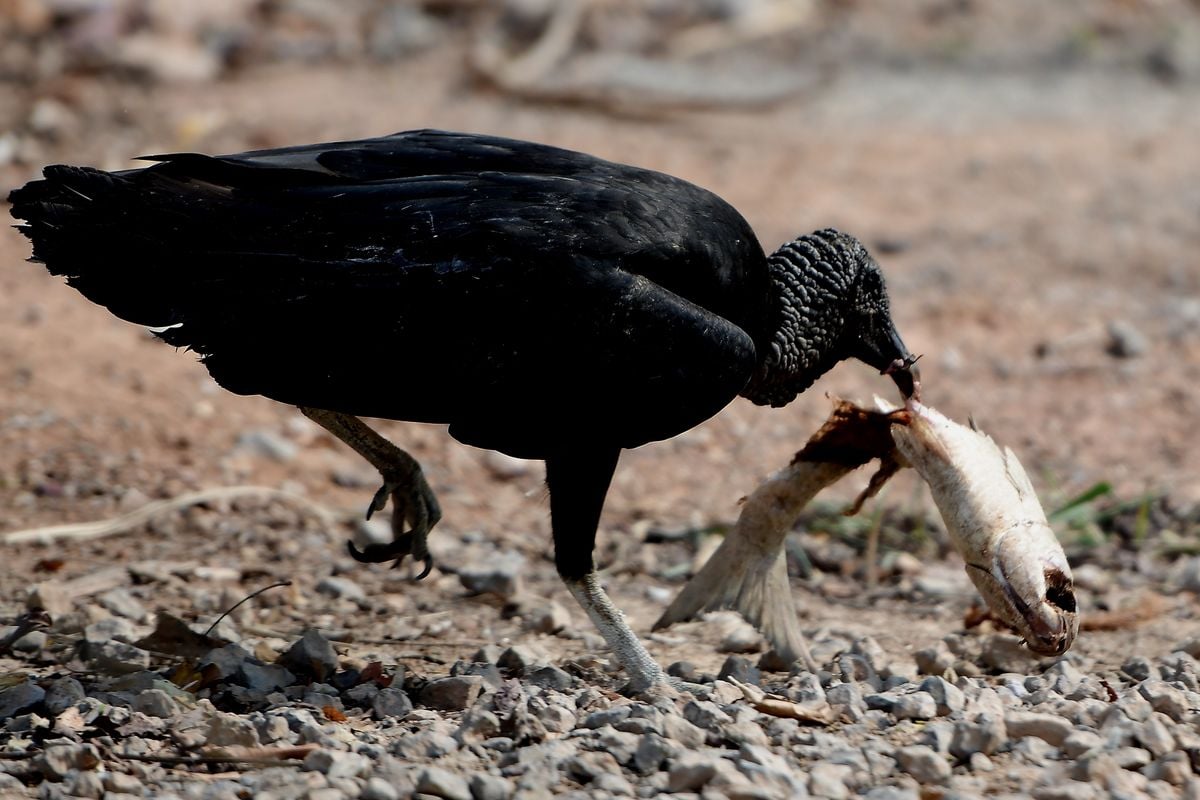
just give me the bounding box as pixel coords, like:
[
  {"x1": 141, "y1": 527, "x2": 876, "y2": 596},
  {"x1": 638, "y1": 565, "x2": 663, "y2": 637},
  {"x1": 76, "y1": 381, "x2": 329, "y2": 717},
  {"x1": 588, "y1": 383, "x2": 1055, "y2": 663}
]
[{"x1": 742, "y1": 231, "x2": 859, "y2": 408}]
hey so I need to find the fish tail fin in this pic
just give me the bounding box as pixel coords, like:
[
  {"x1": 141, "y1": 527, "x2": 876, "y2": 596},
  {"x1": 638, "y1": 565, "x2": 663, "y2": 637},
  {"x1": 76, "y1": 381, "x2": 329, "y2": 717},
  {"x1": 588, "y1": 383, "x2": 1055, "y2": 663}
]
[{"x1": 653, "y1": 536, "x2": 816, "y2": 672}]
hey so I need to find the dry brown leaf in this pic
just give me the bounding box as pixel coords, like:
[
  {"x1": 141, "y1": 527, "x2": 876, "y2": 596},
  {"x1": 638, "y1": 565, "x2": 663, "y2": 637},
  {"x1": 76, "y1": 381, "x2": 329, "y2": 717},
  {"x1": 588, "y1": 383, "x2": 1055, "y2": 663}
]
[{"x1": 136, "y1": 613, "x2": 228, "y2": 660}]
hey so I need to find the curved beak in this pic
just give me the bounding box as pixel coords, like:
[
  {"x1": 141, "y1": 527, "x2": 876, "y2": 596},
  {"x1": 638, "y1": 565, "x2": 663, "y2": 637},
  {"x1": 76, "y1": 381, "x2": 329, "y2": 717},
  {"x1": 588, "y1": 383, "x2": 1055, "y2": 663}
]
[{"x1": 855, "y1": 321, "x2": 921, "y2": 399}]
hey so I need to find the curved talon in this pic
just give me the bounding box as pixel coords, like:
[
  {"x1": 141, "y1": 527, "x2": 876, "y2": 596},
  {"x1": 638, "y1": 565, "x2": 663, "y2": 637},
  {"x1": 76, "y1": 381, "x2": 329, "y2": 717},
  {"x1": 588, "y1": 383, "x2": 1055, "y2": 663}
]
[
  {"x1": 415, "y1": 556, "x2": 434, "y2": 581},
  {"x1": 346, "y1": 538, "x2": 411, "y2": 564},
  {"x1": 354, "y1": 471, "x2": 441, "y2": 580}
]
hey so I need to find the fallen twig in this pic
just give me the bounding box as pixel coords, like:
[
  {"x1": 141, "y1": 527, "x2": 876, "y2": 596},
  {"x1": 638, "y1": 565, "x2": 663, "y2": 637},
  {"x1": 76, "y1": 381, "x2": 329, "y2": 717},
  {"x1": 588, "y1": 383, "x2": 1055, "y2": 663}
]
[
  {"x1": 1079, "y1": 593, "x2": 1167, "y2": 631},
  {"x1": 728, "y1": 677, "x2": 833, "y2": 724},
  {"x1": 3, "y1": 487, "x2": 341, "y2": 546}
]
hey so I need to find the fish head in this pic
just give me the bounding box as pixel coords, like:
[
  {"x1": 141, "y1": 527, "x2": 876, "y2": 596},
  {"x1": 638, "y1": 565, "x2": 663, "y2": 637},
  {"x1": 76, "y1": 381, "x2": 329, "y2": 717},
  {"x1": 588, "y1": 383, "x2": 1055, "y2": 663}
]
[{"x1": 966, "y1": 524, "x2": 1079, "y2": 656}]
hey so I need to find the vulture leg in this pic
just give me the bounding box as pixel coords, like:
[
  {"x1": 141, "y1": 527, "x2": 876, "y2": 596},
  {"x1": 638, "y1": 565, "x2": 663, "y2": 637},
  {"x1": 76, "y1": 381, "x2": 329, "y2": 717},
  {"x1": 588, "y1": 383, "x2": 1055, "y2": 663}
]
[
  {"x1": 547, "y1": 447, "x2": 666, "y2": 692},
  {"x1": 300, "y1": 406, "x2": 441, "y2": 578}
]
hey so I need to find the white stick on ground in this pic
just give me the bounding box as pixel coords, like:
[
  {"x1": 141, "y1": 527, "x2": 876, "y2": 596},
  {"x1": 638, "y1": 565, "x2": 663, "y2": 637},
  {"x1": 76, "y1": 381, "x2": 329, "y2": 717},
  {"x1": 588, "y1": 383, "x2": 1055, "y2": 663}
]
[{"x1": 3, "y1": 486, "x2": 338, "y2": 545}]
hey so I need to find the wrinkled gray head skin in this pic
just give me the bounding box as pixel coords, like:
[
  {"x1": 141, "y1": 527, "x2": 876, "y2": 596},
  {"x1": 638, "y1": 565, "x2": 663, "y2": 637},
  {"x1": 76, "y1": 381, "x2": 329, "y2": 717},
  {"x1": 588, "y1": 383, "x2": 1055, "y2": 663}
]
[{"x1": 743, "y1": 229, "x2": 917, "y2": 407}]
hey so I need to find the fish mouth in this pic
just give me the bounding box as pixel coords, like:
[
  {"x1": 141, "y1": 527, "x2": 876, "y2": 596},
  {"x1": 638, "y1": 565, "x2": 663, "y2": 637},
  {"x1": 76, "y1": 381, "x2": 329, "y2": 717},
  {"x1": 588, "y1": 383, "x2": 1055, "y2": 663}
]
[
  {"x1": 966, "y1": 558, "x2": 1079, "y2": 656},
  {"x1": 998, "y1": 558, "x2": 1077, "y2": 655}
]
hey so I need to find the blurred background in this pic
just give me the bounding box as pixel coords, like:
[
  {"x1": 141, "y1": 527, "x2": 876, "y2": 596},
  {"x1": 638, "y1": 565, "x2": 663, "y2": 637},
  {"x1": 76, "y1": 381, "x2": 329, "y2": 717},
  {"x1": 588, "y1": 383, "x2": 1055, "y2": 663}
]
[{"x1": 1, "y1": 0, "x2": 1200, "y2": 668}]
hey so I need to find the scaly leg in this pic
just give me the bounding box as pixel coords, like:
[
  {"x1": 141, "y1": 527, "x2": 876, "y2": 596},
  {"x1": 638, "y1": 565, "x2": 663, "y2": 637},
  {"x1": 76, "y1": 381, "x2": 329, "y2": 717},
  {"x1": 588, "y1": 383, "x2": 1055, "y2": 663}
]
[
  {"x1": 547, "y1": 446, "x2": 667, "y2": 693},
  {"x1": 300, "y1": 406, "x2": 441, "y2": 578},
  {"x1": 565, "y1": 572, "x2": 665, "y2": 692}
]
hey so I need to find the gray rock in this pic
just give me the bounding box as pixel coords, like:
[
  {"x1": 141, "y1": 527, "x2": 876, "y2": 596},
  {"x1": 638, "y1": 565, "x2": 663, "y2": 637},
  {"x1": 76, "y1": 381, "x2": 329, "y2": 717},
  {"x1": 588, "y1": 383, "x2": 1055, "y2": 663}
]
[
  {"x1": 524, "y1": 602, "x2": 570, "y2": 634},
  {"x1": 392, "y1": 729, "x2": 460, "y2": 760},
  {"x1": 968, "y1": 752, "x2": 993, "y2": 773},
  {"x1": 581, "y1": 705, "x2": 631, "y2": 729},
  {"x1": 1075, "y1": 753, "x2": 1118, "y2": 782},
  {"x1": 950, "y1": 713, "x2": 1006, "y2": 758},
  {"x1": 567, "y1": 750, "x2": 621, "y2": 782},
  {"x1": 720, "y1": 623, "x2": 764, "y2": 654},
  {"x1": 362, "y1": 777, "x2": 401, "y2": 800},
  {"x1": 914, "y1": 642, "x2": 955, "y2": 676},
  {"x1": 633, "y1": 733, "x2": 676, "y2": 774},
  {"x1": 242, "y1": 662, "x2": 296, "y2": 694},
  {"x1": 864, "y1": 788, "x2": 918, "y2": 800},
  {"x1": 41, "y1": 677, "x2": 82, "y2": 719},
  {"x1": 279, "y1": 628, "x2": 338, "y2": 682},
  {"x1": 1142, "y1": 751, "x2": 1192, "y2": 786},
  {"x1": 1138, "y1": 680, "x2": 1190, "y2": 721},
  {"x1": 1011, "y1": 735, "x2": 1055, "y2": 766},
  {"x1": 82, "y1": 639, "x2": 150, "y2": 674},
  {"x1": 1110, "y1": 746, "x2": 1152, "y2": 770},
  {"x1": 529, "y1": 697, "x2": 575, "y2": 734},
  {"x1": 131, "y1": 689, "x2": 180, "y2": 718},
  {"x1": 496, "y1": 645, "x2": 542, "y2": 675},
  {"x1": 1121, "y1": 656, "x2": 1159, "y2": 683},
  {"x1": 61, "y1": 769, "x2": 104, "y2": 798},
  {"x1": 315, "y1": 576, "x2": 367, "y2": 604},
  {"x1": 204, "y1": 643, "x2": 253, "y2": 680},
  {"x1": 591, "y1": 771, "x2": 634, "y2": 795},
  {"x1": 835, "y1": 653, "x2": 879, "y2": 688},
  {"x1": 718, "y1": 655, "x2": 762, "y2": 686},
  {"x1": 372, "y1": 687, "x2": 414, "y2": 720},
  {"x1": 1061, "y1": 729, "x2": 1103, "y2": 758},
  {"x1": 459, "y1": 554, "x2": 524, "y2": 599},
  {"x1": 1134, "y1": 712, "x2": 1176, "y2": 758},
  {"x1": 421, "y1": 675, "x2": 483, "y2": 711},
  {"x1": 236, "y1": 429, "x2": 297, "y2": 461},
  {"x1": 1106, "y1": 319, "x2": 1148, "y2": 358},
  {"x1": 1032, "y1": 786, "x2": 1098, "y2": 800},
  {"x1": 919, "y1": 676, "x2": 965, "y2": 715},
  {"x1": 920, "y1": 721, "x2": 955, "y2": 755},
  {"x1": 826, "y1": 682, "x2": 864, "y2": 712},
  {"x1": 304, "y1": 749, "x2": 370, "y2": 780},
  {"x1": 683, "y1": 699, "x2": 732, "y2": 730},
  {"x1": 417, "y1": 766, "x2": 472, "y2": 800},
  {"x1": 894, "y1": 692, "x2": 938, "y2": 720},
  {"x1": 667, "y1": 754, "x2": 720, "y2": 792},
  {"x1": 455, "y1": 708, "x2": 500, "y2": 744},
  {"x1": 36, "y1": 743, "x2": 101, "y2": 780},
  {"x1": 1004, "y1": 711, "x2": 1073, "y2": 746},
  {"x1": 722, "y1": 719, "x2": 770, "y2": 748},
  {"x1": 1, "y1": 680, "x2": 46, "y2": 718},
  {"x1": 981, "y1": 635, "x2": 1039, "y2": 673},
  {"x1": 896, "y1": 745, "x2": 951, "y2": 784},
  {"x1": 102, "y1": 773, "x2": 145, "y2": 794},
  {"x1": 736, "y1": 743, "x2": 806, "y2": 796},
  {"x1": 526, "y1": 665, "x2": 573, "y2": 691},
  {"x1": 97, "y1": 588, "x2": 149, "y2": 621},
  {"x1": 206, "y1": 711, "x2": 260, "y2": 747},
  {"x1": 661, "y1": 714, "x2": 707, "y2": 748},
  {"x1": 596, "y1": 728, "x2": 640, "y2": 764},
  {"x1": 808, "y1": 762, "x2": 852, "y2": 799},
  {"x1": 469, "y1": 773, "x2": 512, "y2": 800},
  {"x1": 865, "y1": 692, "x2": 899, "y2": 713}
]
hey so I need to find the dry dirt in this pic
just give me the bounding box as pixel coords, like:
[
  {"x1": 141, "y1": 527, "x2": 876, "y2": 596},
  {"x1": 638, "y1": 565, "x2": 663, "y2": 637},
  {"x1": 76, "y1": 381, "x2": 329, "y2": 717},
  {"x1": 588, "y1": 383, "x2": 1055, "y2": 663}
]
[{"x1": 1, "y1": 18, "x2": 1200, "y2": 796}]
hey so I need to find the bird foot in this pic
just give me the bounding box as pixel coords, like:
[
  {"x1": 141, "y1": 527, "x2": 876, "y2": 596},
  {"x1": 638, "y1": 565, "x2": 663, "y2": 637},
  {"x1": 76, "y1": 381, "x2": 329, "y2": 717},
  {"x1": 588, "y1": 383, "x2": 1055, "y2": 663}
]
[{"x1": 347, "y1": 467, "x2": 442, "y2": 579}]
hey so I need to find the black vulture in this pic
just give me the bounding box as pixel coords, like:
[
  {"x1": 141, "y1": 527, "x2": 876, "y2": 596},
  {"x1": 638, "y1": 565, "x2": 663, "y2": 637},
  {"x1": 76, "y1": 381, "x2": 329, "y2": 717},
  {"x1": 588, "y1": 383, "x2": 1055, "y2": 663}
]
[{"x1": 8, "y1": 129, "x2": 918, "y2": 691}]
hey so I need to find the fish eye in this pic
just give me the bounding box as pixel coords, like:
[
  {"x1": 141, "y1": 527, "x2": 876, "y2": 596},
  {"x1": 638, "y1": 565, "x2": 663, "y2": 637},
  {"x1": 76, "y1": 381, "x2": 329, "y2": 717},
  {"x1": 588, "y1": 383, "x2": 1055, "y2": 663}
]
[{"x1": 1044, "y1": 568, "x2": 1077, "y2": 614}]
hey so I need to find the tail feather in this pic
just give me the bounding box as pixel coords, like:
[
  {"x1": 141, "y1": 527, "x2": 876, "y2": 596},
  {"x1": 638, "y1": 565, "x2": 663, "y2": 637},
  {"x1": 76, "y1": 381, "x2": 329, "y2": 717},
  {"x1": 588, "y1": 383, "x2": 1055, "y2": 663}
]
[{"x1": 9, "y1": 165, "x2": 200, "y2": 328}]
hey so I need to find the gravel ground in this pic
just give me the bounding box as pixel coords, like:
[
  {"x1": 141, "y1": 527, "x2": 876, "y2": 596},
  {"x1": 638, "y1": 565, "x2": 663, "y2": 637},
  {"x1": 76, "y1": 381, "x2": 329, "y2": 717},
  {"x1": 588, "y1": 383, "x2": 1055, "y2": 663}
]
[{"x1": 3, "y1": 1, "x2": 1200, "y2": 798}]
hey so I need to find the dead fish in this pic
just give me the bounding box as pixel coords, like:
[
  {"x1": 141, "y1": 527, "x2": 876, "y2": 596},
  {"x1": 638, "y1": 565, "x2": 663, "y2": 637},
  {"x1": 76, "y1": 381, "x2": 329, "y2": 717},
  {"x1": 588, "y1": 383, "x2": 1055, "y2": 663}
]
[
  {"x1": 654, "y1": 402, "x2": 905, "y2": 672},
  {"x1": 886, "y1": 398, "x2": 1078, "y2": 656}
]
